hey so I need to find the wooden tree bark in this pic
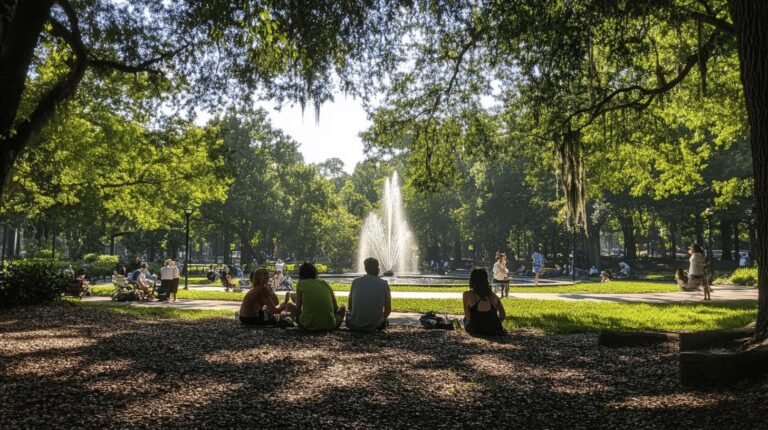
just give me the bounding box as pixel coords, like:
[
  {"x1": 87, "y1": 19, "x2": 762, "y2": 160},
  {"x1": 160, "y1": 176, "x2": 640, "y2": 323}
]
[
  {"x1": 239, "y1": 238, "x2": 255, "y2": 268},
  {"x1": 586, "y1": 204, "x2": 607, "y2": 269},
  {"x1": 729, "y1": 0, "x2": 768, "y2": 341},
  {"x1": 0, "y1": 0, "x2": 54, "y2": 196},
  {"x1": 693, "y1": 215, "x2": 705, "y2": 248},
  {"x1": 666, "y1": 222, "x2": 677, "y2": 260},
  {"x1": 719, "y1": 219, "x2": 733, "y2": 261},
  {"x1": 619, "y1": 215, "x2": 636, "y2": 259}
]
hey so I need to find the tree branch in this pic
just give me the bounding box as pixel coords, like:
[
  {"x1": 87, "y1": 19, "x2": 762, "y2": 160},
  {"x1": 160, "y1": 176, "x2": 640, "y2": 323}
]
[
  {"x1": 686, "y1": 10, "x2": 735, "y2": 35},
  {"x1": 425, "y1": 26, "x2": 485, "y2": 120},
  {"x1": 685, "y1": 0, "x2": 735, "y2": 35},
  {"x1": 89, "y1": 42, "x2": 191, "y2": 75},
  {"x1": 565, "y1": 31, "x2": 725, "y2": 131},
  {"x1": 9, "y1": 12, "x2": 87, "y2": 152},
  {"x1": 54, "y1": 0, "x2": 82, "y2": 47}
]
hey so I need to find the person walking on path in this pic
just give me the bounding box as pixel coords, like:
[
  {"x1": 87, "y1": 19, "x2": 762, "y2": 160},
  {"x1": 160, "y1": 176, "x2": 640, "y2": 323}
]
[
  {"x1": 687, "y1": 244, "x2": 711, "y2": 300},
  {"x1": 159, "y1": 259, "x2": 174, "y2": 302},
  {"x1": 170, "y1": 259, "x2": 181, "y2": 302},
  {"x1": 462, "y1": 268, "x2": 506, "y2": 336},
  {"x1": 493, "y1": 253, "x2": 510, "y2": 297},
  {"x1": 347, "y1": 257, "x2": 392, "y2": 331},
  {"x1": 532, "y1": 248, "x2": 544, "y2": 286},
  {"x1": 295, "y1": 262, "x2": 346, "y2": 331}
]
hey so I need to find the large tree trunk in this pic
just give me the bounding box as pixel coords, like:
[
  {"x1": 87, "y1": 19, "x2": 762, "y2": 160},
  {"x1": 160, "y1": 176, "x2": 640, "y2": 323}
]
[
  {"x1": 666, "y1": 222, "x2": 677, "y2": 259},
  {"x1": 586, "y1": 204, "x2": 607, "y2": 268},
  {"x1": 693, "y1": 215, "x2": 705, "y2": 248},
  {"x1": 619, "y1": 215, "x2": 636, "y2": 259},
  {"x1": 0, "y1": 0, "x2": 54, "y2": 196},
  {"x1": 720, "y1": 219, "x2": 734, "y2": 261},
  {"x1": 587, "y1": 224, "x2": 602, "y2": 269},
  {"x1": 222, "y1": 236, "x2": 231, "y2": 266},
  {"x1": 730, "y1": 0, "x2": 768, "y2": 341},
  {"x1": 453, "y1": 240, "x2": 462, "y2": 270},
  {"x1": 240, "y1": 237, "x2": 255, "y2": 269}
]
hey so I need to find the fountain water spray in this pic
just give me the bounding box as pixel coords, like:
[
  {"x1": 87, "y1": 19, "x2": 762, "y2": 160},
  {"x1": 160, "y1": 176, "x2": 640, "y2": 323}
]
[{"x1": 357, "y1": 172, "x2": 417, "y2": 274}]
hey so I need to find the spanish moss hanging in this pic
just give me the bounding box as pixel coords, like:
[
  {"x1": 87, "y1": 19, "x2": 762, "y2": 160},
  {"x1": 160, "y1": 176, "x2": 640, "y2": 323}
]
[{"x1": 555, "y1": 129, "x2": 588, "y2": 232}]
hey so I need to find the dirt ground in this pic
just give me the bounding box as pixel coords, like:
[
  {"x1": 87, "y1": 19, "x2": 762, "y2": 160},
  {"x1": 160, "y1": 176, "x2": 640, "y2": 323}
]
[{"x1": 1, "y1": 303, "x2": 767, "y2": 429}]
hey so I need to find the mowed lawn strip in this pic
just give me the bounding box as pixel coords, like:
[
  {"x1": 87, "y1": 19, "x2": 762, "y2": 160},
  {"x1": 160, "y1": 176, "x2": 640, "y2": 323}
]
[
  {"x1": 72, "y1": 298, "x2": 757, "y2": 334},
  {"x1": 90, "y1": 286, "x2": 246, "y2": 301},
  {"x1": 92, "y1": 279, "x2": 682, "y2": 298},
  {"x1": 383, "y1": 298, "x2": 757, "y2": 333},
  {"x1": 328, "y1": 280, "x2": 681, "y2": 293}
]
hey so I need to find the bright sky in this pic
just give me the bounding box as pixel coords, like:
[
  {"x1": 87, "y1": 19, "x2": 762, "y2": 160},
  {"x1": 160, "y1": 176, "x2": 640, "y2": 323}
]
[{"x1": 258, "y1": 96, "x2": 370, "y2": 174}]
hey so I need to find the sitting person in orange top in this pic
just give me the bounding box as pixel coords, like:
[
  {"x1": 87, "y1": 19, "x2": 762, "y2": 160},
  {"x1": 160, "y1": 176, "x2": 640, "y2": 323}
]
[{"x1": 239, "y1": 268, "x2": 296, "y2": 325}]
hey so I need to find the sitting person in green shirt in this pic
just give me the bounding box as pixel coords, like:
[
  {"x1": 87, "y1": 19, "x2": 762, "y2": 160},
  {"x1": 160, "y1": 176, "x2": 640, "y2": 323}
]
[{"x1": 295, "y1": 262, "x2": 345, "y2": 331}]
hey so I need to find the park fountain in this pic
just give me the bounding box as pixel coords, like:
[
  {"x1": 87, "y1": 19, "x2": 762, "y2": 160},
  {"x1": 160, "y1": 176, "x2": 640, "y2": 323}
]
[{"x1": 357, "y1": 171, "x2": 418, "y2": 274}]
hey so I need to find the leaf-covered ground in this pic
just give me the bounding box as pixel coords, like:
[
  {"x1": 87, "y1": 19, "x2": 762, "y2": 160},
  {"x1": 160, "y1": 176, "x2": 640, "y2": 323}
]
[{"x1": 1, "y1": 303, "x2": 767, "y2": 429}]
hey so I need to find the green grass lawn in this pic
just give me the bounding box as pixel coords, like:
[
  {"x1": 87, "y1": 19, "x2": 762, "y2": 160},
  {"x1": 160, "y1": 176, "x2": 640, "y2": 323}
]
[
  {"x1": 379, "y1": 298, "x2": 757, "y2": 333},
  {"x1": 91, "y1": 286, "x2": 246, "y2": 301},
  {"x1": 180, "y1": 276, "x2": 216, "y2": 285},
  {"x1": 338, "y1": 281, "x2": 680, "y2": 293},
  {"x1": 74, "y1": 295, "x2": 757, "y2": 334},
  {"x1": 94, "y1": 279, "x2": 680, "y2": 298}
]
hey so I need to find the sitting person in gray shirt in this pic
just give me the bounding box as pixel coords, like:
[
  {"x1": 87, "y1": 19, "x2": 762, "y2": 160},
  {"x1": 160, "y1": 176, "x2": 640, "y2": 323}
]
[{"x1": 346, "y1": 257, "x2": 392, "y2": 331}]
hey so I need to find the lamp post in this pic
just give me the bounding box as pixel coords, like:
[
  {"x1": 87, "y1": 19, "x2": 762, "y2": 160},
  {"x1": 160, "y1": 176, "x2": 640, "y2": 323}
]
[
  {"x1": 184, "y1": 207, "x2": 193, "y2": 290},
  {"x1": 571, "y1": 222, "x2": 578, "y2": 282},
  {"x1": 51, "y1": 211, "x2": 56, "y2": 260},
  {"x1": 703, "y1": 207, "x2": 714, "y2": 263}
]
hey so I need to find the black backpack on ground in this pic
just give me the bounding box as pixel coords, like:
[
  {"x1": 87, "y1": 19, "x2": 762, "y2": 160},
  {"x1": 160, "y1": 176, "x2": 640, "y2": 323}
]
[{"x1": 419, "y1": 312, "x2": 454, "y2": 330}]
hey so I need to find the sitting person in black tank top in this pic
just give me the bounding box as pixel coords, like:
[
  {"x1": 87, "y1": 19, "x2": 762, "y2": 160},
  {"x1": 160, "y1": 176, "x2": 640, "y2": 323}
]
[{"x1": 462, "y1": 268, "x2": 507, "y2": 336}]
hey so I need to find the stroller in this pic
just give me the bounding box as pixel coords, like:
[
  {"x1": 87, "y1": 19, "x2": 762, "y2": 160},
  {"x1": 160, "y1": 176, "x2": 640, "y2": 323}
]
[
  {"x1": 65, "y1": 276, "x2": 91, "y2": 298},
  {"x1": 111, "y1": 274, "x2": 150, "y2": 302}
]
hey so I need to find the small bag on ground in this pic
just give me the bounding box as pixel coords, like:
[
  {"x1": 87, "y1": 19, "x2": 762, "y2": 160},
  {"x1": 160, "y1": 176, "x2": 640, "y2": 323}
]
[{"x1": 419, "y1": 311, "x2": 454, "y2": 330}]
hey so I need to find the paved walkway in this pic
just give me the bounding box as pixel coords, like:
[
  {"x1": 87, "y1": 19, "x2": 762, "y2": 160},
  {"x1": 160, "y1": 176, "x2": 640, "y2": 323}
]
[{"x1": 83, "y1": 285, "x2": 757, "y2": 326}]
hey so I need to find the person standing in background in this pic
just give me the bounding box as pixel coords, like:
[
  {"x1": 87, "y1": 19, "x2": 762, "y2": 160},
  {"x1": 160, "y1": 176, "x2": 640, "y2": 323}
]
[
  {"x1": 532, "y1": 248, "x2": 544, "y2": 286},
  {"x1": 171, "y1": 259, "x2": 181, "y2": 302},
  {"x1": 687, "y1": 244, "x2": 711, "y2": 300},
  {"x1": 493, "y1": 253, "x2": 510, "y2": 298},
  {"x1": 159, "y1": 259, "x2": 174, "y2": 302}
]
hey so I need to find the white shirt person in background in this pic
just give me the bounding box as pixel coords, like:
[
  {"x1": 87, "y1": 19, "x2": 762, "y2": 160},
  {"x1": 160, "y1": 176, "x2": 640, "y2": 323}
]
[
  {"x1": 686, "y1": 243, "x2": 711, "y2": 300},
  {"x1": 492, "y1": 252, "x2": 510, "y2": 298},
  {"x1": 531, "y1": 248, "x2": 544, "y2": 286}
]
